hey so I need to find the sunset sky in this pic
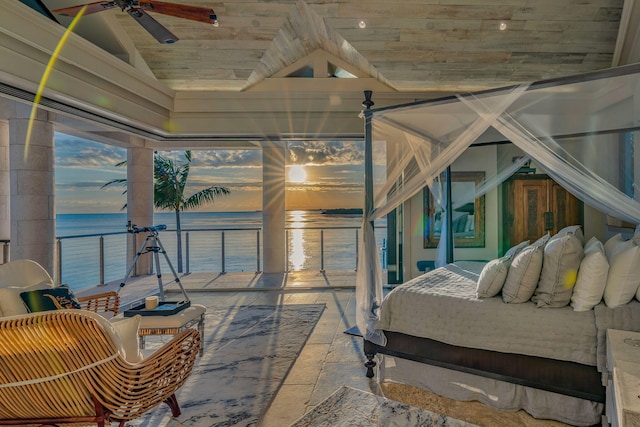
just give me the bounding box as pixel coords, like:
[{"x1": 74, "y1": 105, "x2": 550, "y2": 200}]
[{"x1": 54, "y1": 133, "x2": 366, "y2": 214}]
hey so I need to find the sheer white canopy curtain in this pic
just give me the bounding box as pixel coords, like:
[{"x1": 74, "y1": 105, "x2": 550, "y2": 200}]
[{"x1": 357, "y1": 64, "x2": 640, "y2": 346}]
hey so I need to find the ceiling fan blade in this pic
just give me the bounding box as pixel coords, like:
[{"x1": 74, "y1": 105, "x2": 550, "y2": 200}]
[
  {"x1": 52, "y1": 1, "x2": 119, "y2": 17},
  {"x1": 127, "y1": 7, "x2": 178, "y2": 44},
  {"x1": 137, "y1": 1, "x2": 218, "y2": 26}
]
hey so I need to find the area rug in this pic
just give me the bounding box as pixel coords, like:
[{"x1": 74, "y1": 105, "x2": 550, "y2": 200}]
[
  {"x1": 289, "y1": 386, "x2": 479, "y2": 427},
  {"x1": 127, "y1": 304, "x2": 326, "y2": 427}
]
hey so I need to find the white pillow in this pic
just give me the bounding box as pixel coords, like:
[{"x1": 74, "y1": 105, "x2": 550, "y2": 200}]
[
  {"x1": 110, "y1": 315, "x2": 144, "y2": 363},
  {"x1": 533, "y1": 234, "x2": 584, "y2": 308},
  {"x1": 571, "y1": 246, "x2": 609, "y2": 311},
  {"x1": 0, "y1": 282, "x2": 52, "y2": 317},
  {"x1": 504, "y1": 241, "x2": 529, "y2": 258},
  {"x1": 604, "y1": 233, "x2": 626, "y2": 260},
  {"x1": 476, "y1": 256, "x2": 511, "y2": 298},
  {"x1": 502, "y1": 243, "x2": 544, "y2": 303},
  {"x1": 583, "y1": 236, "x2": 601, "y2": 255},
  {"x1": 604, "y1": 242, "x2": 640, "y2": 308},
  {"x1": 552, "y1": 225, "x2": 584, "y2": 245}
]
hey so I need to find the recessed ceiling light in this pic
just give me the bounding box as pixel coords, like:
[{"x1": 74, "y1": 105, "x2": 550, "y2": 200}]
[
  {"x1": 499, "y1": 22, "x2": 507, "y2": 31},
  {"x1": 359, "y1": 20, "x2": 366, "y2": 29}
]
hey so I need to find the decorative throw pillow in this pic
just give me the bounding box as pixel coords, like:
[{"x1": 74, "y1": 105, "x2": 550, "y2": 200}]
[
  {"x1": 20, "y1": 285, "x2": 81, "y2": 312},
  {"x1": 583, "y1": 236, "x2": 601, "y2": 255},
  {"x1": 533, "y1": 234, "x2": 584, "y2": 308},
  {"x1": 571, "y1": 245, "x2": 609, "y2": 311},
  {"x1": 551, "y1": 225, "x2": 584, "y2": 245},
  {"x1": 109, "y1": 315, "x2": 144, "y2": 363},
  {"x1": 476, "y1": 256, "x2": 511, "y2": 298},
  {"x1": 504, "y1": 241, "x2": 529, "y2": 258},
  {"x1": 604, "y1": 242, "x2": 640, "y2": 308},
  {"x1": 604, "y1": 233, "x2": 626, "y2": 260},
  {"x1": 0, "y1": 281, "x2": 52, "y2": 317},
  {"x1": 502, "y1": 243, "x2": 544, "y2": 303}
]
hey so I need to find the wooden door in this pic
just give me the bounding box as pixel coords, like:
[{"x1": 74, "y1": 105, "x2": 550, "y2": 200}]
[
  {"x1": 511, "y1": 179, "x2": 548, "y2": 244},
  {"x1": 502, "y1": 175, "x2": 583, "y2": 252},
  {"x1": 549, "y1": 181, "x2": 582, "y2": 234}
]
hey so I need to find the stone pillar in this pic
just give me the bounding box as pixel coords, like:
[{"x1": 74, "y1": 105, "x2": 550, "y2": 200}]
[
  {"x1": 8, "y1": 103, "x2": 55, "y2": 274},
  {"x1": 262, "y1": 140, "x2": 286, "y2": 273},
  {"x1": 126, "y1": 145, "x2": 154, "y2": 276}
]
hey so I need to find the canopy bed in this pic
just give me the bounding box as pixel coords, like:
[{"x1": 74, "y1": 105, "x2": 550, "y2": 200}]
[{"x1": 356, "y1": 63, "x2": 640, "y2": 426}]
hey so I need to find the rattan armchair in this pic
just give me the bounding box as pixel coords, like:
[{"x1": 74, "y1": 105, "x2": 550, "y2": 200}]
[{"x1": 0, "y1": 310, "x2": 200, "y2": 427}]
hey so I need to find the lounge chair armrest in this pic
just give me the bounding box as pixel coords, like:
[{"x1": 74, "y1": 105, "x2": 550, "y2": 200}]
[
  {"x1": 78, "y1": 291, "x2": 120, "y2": 316},
  {"x1": 101, "y1": 328, "x2": 201, "y2": 422}
]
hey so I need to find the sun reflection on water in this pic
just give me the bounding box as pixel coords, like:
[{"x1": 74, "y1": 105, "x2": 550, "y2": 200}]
[{"x1": 288, "y1": 210, "x2": 307, "y2": 271}]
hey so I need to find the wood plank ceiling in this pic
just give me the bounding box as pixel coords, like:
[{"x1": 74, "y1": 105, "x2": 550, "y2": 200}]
[{"x1": 42, "y1": 0, "x2": 626, "y2": 94}]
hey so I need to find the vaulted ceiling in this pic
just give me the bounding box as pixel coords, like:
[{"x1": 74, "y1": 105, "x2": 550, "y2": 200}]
[
  {"x1": 3, "y1": 0, "x2": 640, "y2": 146},
  {"x1": 41, "y1": 0, "x2": 636, "y2": 93}
]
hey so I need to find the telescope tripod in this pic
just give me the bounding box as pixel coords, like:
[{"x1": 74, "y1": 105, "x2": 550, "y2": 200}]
[{"x1": 119, "y1": 228, "x2": 190, "y2": 302}]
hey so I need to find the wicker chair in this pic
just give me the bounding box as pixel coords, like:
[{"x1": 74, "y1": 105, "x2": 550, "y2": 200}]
[
  {"x1": 0, "y1": 259, "x2": 120, "y2": 317},
  {"x1": 0, "y1": 310, "x2": 200, "y2": 426}
]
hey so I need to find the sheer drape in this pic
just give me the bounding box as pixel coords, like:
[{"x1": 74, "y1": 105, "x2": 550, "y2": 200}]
[{"x1": 357, "y1": 65, "x2": 640, "y2": 346}]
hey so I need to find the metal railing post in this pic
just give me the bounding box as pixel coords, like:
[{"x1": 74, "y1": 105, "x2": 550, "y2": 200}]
[
  {"x1": 320, "y1": 229, "x2": 325, "y2": 272},
  {"x1": 355, "y1": 229, "x2": 359, "y2": 271},
  {"x1": 2, "y1": 241, "x2": 8, "y2": 264},
  {"x1": 221, "y1": 231, "x2": 226, "y2": 273},
  {"x1": 256, "y1": 230, "x2": 261, "y2": 273},
  {"x1": 56, "y1": 238, "x2": 62, "y2": 285},
  {"x1": 99, "y1": 236, "x2": 105, "y2": 285},
  {"x1": 285, "y1": 229, "x2": 289, "y2": 272},
  {"x1": 185, "y1": 232, "x2": 190, "y2": 274}
]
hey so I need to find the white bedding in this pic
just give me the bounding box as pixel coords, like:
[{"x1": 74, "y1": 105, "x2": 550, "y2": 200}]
[{"x1": 376, "y1": 261, "x2": 599, "y2": 366}]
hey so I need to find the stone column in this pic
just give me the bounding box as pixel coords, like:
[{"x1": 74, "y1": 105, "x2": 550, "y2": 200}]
[
  {"x1": 126, "y1": 144, "x2": 154, "y2": 276},
  {"x1": 8, "y1": 103, "x2": 55, "y2": 274},
  {"x1": 262, "y1": 140, "x2": 286, "y2": 273}
]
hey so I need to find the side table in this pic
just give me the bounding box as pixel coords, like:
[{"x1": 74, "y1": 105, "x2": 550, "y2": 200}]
[
  {"x1": 137, "y1": 303, "x2": 206, "y2": 356},
  {"x1": 606, "y1": 329, "x2": 640, "y2": 426}
]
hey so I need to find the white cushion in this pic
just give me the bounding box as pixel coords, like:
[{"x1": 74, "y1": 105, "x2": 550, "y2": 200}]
[
  {"x1": 504, "y1": 241, "x2": 529, "y2": 258},
  {"x1": 583, "y1": 236, "x2": 601, "y2": 255},
  {"x1": 0, "y1": 282, "x2": 52, "y2": 317},
  {"x1": 0, "y1": 260, "x2": 54, "y2": 289},
  {"x1": 502, "y1": 242, "x2": 544, "y2": 304},
  {"x1": 476, "y1": 256, "x2": 510, "y2": 298},
  {"x1": 604, "y1": 242, "x2": 640, "y2": 308},
  {"x1": 552, "y1": 225, "x2": 584, "y2": 245},
  {"x1": 110, "y1": 315, "x2": 144, "y2": 363},
  {"x1": 604, "y1": 233, "x2": 626, "y2": 260},
  {"x1": 571, "y1": 245, "x2": 609, "y2": 311},
  {"x1": 533, "y1": 234, "x2": 584, "y2": 308}
]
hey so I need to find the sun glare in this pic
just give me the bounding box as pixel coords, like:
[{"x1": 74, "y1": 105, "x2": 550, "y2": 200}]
[{"x1": 288, "y1": 165, "x2": 307, "y2": 183}]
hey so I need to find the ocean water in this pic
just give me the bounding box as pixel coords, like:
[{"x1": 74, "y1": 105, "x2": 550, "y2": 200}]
[{"x1": 56, "y1": 211, "x2": 387, "y2": 291}]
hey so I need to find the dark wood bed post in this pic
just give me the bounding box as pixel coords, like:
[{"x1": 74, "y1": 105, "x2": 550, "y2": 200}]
[{"x1": 362, "y1": 90, "x2": 378, "y2": 378}]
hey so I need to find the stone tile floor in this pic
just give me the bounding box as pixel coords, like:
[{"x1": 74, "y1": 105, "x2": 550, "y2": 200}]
[{"x1": 88, "y1": 270, "x2": 568, "y2": 427}]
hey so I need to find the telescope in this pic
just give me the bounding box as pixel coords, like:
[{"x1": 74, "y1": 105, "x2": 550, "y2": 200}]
[{"x1": 127, "y1": 221, "x2": 167, "y2": 234}]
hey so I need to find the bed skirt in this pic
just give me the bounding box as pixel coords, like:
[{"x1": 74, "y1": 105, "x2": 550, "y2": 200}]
[{"x1": 378, "y1": 356, "x2": 604, "y2": 427}]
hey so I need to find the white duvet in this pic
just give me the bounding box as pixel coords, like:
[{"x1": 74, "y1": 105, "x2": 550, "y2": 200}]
[{"x1": 376, "y1": 261, "x2": 599, "y2": 366}]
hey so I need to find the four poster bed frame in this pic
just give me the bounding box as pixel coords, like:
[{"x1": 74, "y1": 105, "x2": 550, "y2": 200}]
[{"x1": 356, "y1": 65, "x2": 640, "y2": 422}]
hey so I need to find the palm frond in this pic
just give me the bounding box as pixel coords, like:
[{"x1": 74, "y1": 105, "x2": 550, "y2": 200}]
[{"x1": 183, "y1": 186, "x2": 230, "y2": 210}]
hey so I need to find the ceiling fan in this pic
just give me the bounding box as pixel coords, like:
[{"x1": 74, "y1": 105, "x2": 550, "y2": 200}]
[{"x1": 51, "y1": 0, "x2": 218, "y2": 44}]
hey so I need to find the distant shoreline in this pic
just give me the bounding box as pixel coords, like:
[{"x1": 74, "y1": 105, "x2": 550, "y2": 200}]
[{"x1": 321, "y1": 208, "x2": 363, "y2": 215}]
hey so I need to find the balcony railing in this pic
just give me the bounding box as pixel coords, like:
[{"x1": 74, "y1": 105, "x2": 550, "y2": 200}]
[{"x1": 50, "y1": 226, "x2": 387, "y2": 290}]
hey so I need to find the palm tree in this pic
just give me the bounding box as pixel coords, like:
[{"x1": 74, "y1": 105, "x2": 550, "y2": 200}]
[{"x1": 102, "y1": 150, "x2": 230, "y2": 272}]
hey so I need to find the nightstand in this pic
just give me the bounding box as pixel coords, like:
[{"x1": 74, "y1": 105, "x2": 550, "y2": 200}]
[{"x1": 606, "y1": 329, "x2": 640, "y2": 426}]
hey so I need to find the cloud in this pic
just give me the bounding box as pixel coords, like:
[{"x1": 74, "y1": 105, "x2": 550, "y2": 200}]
[
  {"x1": 55, "y1": 134, "x2": 126, "y2": 167},
  {"x1": 157, "y1": 149, "x2": 262, "y2": 168},
  {"x1": 287, "y1": 141, "x2": 364, "y2": 166}
]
